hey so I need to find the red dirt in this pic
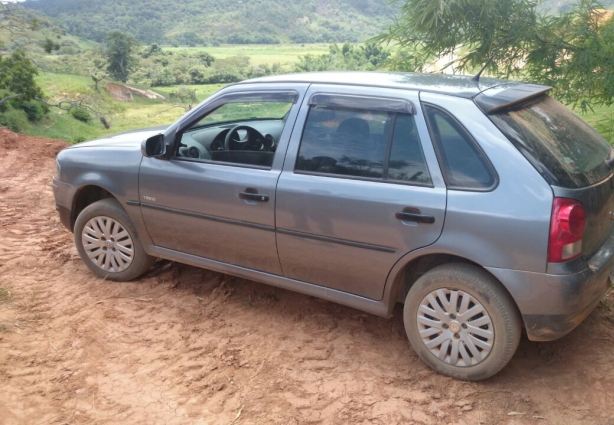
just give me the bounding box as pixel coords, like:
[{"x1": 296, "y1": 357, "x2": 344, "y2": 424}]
[{"x1": 1, "y1": 127, "x2": 614, "y2": 424}]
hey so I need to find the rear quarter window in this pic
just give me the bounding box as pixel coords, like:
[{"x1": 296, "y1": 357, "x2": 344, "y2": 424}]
[
  {"x1": 489, "y1": 96, "x2": 612, "y2": 188},
  {"x1": 424, "y1": 104, "x2": 497, "y2": 190}
]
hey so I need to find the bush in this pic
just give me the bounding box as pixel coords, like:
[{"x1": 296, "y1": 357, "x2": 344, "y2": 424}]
[
  {"x1": 18, "y1": 101, "x2": 49, "y2": 122},
  {"x1": 69, "y1": 107, "x2": 92, "y2": 123},
  {"x1": 0, "y1": 109, "x2": 30, "y2": 133},
  {"x1": 59, "y1": 46, "x2": 80, "y2": 55}
]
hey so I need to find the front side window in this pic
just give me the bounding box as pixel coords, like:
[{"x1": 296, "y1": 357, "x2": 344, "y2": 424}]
[
  {"x1": 176, "y1": 93, "x2": 295, "y2": 168},
  {"x1": 295, "y1": 104, "x2": 432, "y2": 185}
]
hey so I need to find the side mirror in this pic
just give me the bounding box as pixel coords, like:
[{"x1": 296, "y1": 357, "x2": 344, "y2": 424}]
[{"x1": 141, "y1": 134, "x2": 167, "y2": 158}]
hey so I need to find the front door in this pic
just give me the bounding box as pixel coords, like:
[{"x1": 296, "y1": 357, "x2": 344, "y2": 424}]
[
  {"x1": 139, "y1": 86, "x2": 308, "y2": 275},
  {"x1": 276, "y1": 85, "x2": 447, "y2": 299}
]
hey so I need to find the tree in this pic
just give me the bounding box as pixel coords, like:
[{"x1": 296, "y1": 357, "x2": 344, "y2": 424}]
[
  {"x1": 142, "y1": 43, "x2": 163, "y2": 59},
  {"x1": 0, "y1": 4, "x2": 61, "y2": 126},
  {"x1": 375, "y1": 0, "x2": 614, "y2": 110},
  {"x1": 0, "y1": 50, "x2": 43, "y2": 106},
  {"x1": 197, "y1": 52, "x2": 215, "y2": 67},
  {"x1": 105, "y1": 31, "x2": 140, "y2": 83},
  {"x1": 90, "y1": 55, "x2": 108, "y2": 91}
]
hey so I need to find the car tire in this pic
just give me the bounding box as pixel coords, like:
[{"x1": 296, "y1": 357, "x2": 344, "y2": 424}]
[
  {"x1": 404, "y1": 263, "x2": 521, "y2": 381},
  {"x1": 74, "y1": 198, "x2": 155, "y2": 281}
]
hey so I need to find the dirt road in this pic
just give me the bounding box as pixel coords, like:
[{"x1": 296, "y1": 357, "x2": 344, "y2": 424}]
[{"x1": 1, "y1": 128, "x2": 614, "y2": 424}]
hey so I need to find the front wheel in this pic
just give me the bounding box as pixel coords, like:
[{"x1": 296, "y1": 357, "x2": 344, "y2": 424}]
[
  {"x1": 74, "y1": 198, "x2": 155, "y2": 281},
  {"x1": 404, "y1": 263, "x2": 521, "y2": 381}
]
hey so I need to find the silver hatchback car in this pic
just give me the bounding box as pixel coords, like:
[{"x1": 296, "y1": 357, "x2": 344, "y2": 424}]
[{"x1": 52, "y1": 72, "x2": 614, "y2": 380}]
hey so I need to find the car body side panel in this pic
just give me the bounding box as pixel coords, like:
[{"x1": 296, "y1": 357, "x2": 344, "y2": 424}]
[
  {"x1": 276, "y1": 175, "x2": 447, "y2": 299},
  {"x1": 55, "y1": 146, "x2": 152, "y2": 247},
  {"x1": 419, "y1": 92, "x2": 553, "y2": 273},
  {"x1": 149, "y1": 245, "x2": 391, "y2": 317}
]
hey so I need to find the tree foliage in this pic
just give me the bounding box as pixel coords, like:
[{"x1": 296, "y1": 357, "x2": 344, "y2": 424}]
[
  {"x1": 23, "y1": 0, "x2": 395, "y2": 45},
  {"x1": 0, "y1": 50, "x2": 42, "y2": 104},
  {"x1": 295, "y1": 42, "x2": 390, "y2": 72},
  {"x1": 375, "y1": 0, "x2": 614, "y2": 110},
  {"x1": 105, "y1": 31, "x2": 141, "y2": 83}
]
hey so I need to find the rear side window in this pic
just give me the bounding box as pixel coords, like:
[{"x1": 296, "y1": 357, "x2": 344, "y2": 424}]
[
  {"x1": 295, "y1": 105, "x2": 432, "y2": 185},
  {"x1": 296, "y1": 107, "x2": 387, "y2": 178},
  {"x1": 424, "y1": 105, "x2": 496, "y2": 190},
  {"x1": 490, "y1": 96, "x2": 612, "y2": 188}
]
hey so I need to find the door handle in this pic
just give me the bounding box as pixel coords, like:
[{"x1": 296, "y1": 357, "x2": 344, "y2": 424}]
[
  {"x1": 239, "y1": 190, "x2": 269, "y2": 202},
  {"x1": 395, "y1": 208, "x2": 435, "y2": 224}
]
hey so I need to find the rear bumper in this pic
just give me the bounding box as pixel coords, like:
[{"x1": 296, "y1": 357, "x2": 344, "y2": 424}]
[
  {"x1": 51, "y1": 177, "x2": 74, "y2": 231},
  {"x1": 487, "y1": 228, "x2": 614, "y2": 341}
]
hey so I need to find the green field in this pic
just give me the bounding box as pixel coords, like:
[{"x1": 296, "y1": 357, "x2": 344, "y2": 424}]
[{"x1": 164, "y1": 43, "x2": 332, "y2": 66}]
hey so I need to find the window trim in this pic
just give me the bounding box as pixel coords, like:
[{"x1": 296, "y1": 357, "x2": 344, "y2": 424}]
[
  {"x1": 172, "y1": 156, "x2": 272, "y2": 171},
  {"x1": 177, "y1": 90, "x2": 299, "y2": 131},
  {"x1": 382, "y1": 114, "x2": 397, "y2": 180},
  {"x1": 294, "y1": 169, "x2": 435, "y2": 188},
  {"x1": 294, "y1": 103, "x2": 434, "y2": 188},
  {"x1": 422, "y1": 103, "x2": 499, "y2": 192},
  {"x1": 309, "y1": 93, "x2": 415, "y2": 114}
]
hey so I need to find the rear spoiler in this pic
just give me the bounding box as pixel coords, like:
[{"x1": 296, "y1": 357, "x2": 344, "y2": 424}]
[{"x1": 474, "y1": 84, "x2": 552, "y2": 114}]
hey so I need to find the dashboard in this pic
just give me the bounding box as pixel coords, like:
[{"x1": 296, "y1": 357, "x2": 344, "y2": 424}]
[{"x1": 177, "y1": 119, "x2": 286, "y2": 161}]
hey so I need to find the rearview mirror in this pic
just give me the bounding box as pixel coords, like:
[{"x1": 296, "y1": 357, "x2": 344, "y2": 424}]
[{"x1": 141, "y1": 134, "x2": 167, "y2": 158}]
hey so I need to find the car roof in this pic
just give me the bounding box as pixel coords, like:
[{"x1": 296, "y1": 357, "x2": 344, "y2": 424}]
[{"x1": 240, "y1": 71, "x2": 523, "y2": 99}]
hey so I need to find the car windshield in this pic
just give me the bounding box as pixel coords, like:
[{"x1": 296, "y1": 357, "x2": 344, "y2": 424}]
[
  {"x1": 490, "y1": 96, "x2": 612, "y2": 188},
  {"x1": 199, "y1": 101, "x2": 293, "y2": 126}
]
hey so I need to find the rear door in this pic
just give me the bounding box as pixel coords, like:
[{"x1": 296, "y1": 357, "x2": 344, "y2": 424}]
[{"x1": 275, "y1": 85, "x2": 447, "y2": 300}]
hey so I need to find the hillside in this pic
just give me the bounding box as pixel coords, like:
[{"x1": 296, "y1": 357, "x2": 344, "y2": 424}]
[{"x1": 23, "y1": 0, "x2": 395, "y2": 45}]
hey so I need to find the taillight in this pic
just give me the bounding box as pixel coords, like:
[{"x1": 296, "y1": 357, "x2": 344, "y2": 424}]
[{"x1": 548, "y1": 198, "x2": 587, "y2": 263}]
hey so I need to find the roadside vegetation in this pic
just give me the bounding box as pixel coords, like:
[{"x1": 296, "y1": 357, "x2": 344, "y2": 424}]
[{"x1": 0, "y1": 1, "x2": 613, "y2": 144}]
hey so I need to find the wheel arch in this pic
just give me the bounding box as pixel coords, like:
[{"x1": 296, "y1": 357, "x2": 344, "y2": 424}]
[
  {"x1": 384, "y1": 249, "x2": 524, "y2": 329},
  {"x1": 70, "y1": 185, "x2": 116, "y2": 231}
]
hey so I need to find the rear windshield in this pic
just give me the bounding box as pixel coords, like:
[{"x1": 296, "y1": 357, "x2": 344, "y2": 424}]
[{"x1": 490, "y1": 96, "x2": 612, "y2": 188}]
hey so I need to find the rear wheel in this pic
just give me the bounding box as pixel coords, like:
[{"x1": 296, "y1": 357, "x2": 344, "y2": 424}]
[
  {"x1": 74, "y1": 198, "x2": 155, "y2": 281},
  {"x1": 404, "y1": 263, "x2": 521, "y2": 381}
]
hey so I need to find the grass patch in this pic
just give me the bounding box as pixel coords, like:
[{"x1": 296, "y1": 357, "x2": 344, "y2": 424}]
[
  {"x1": 0, "y1": 288, "x2": 10, "y2": 304},
  {"x1": 153, "y1": 84, "x2": 226, "y2": 102},
  {"x1": 579, "y1": 103, "x2": 614, "y2": 144},
  {"x1": 24, "y1": 74, "x2": 229, "y2": 142},
  {"x1": 0, "y1": 288, "x2": 11, "y2": 333}
]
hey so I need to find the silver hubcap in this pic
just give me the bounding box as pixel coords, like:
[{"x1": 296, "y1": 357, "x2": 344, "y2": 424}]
[
  {"x1": 417, "y1": 289, "x2": 494, "y2": 367},
  {"x1": 81, "y1": 216, "x2": 134, "y2": 273}
]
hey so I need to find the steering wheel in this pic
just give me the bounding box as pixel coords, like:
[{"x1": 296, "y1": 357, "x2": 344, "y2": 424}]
[{"x1": 224, "y1": 125, "x2": 268, "y2": 151}]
